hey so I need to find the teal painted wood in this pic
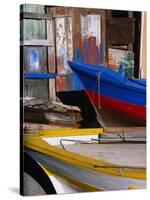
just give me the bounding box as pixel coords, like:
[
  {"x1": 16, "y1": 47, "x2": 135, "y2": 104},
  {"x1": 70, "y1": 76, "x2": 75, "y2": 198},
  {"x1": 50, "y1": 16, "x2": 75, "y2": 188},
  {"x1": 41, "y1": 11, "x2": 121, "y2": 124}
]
[
  {"x1": 20, "y1": 4, "x2": 46, "y2": 40},
  {"x1": 24, "y1": 79, "x2": 48, "y2": 98},
  {"x1": 21, "y1": 4, "x2": 49, "y2": 98},
  {"x1": 21, "y1": 19, "x2": 46, "y2": 40},
  {"x1": 21, "y1": 4, "x2": 45, "y2": 13}
]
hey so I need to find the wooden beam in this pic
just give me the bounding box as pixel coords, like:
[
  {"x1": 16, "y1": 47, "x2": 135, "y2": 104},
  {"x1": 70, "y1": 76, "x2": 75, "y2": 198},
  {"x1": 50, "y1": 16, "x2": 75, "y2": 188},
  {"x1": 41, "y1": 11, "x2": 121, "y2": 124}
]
[
  {"x1": 24, "y1": 73, "x2": 56, "y2": 79},
  {"x1": 53, "y1": 14, "x2": 73, "y2": 18},
  {"x1": 40, "y1": 128, "x2": 103, "y2": 137},
  {"x1": 45, "y1": 8, "x2": 56, "y2": 101},
  {"x1": 100, "y1": 10, "x2": 107, "y2": 66},
  {"x1": 20, "y1": 40, "x2": 54, "y2": 46},
  {"x1": 46, "y1": 19, "x2": 55, "y2": 73},
  {"x1": 20, "y1": 12, "x2": 52, "y2": 20},
  {"x1": 20, "y1": 12, "x2": 72, "y2": 20}
]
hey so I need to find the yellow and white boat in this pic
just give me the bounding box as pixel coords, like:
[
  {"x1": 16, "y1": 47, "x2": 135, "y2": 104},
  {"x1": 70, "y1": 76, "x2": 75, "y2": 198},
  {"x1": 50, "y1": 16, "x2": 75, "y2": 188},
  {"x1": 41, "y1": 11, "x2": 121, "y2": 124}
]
[{"x1": 24, "y1": 127, "x2": 146, "y2": 194}]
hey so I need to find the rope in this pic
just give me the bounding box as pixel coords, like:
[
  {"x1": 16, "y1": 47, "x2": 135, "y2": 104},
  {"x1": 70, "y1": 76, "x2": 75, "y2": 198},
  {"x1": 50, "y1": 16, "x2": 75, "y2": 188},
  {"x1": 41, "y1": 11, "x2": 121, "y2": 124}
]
[
  {"x1": 90, "y1": 70, "x2": 106, "y2": 128},
  {"x1": 97, "y1": 71, "x2": 103, "y2": 109}
]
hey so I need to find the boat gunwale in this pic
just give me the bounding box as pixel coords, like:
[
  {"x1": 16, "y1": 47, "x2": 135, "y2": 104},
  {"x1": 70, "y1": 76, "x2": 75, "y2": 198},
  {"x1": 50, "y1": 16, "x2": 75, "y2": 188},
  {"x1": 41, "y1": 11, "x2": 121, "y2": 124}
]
[
  {"x1": 26, "y1": 148, "x2": 146, "y2": 191},
  {"x1": 24, "y1": 134, "x2": 146, "y2": 180},
  {"x1": 68, "y1": 61, "x2": 146, "y2": 94}
]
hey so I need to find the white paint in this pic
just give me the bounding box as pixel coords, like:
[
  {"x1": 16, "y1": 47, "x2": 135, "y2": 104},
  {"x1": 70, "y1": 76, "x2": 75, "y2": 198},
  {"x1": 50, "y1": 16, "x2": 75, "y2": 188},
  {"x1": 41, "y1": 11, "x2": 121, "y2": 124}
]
[
  {"x1": 49, "y1": 173, "x2": 82, "y2": 194},
  {"x1": 81, "y1": 14, "x2": 101, "y2": 45},
  {"x1": 42, "y1": 135, "x2": 98, "y2": 146},
  {"x1": 55, "y1": 17, "x2": 73, "y2": 73},
  {"x1": 66, "y1": 17, "x2": 73, "y2": 60},
  {"x1": 55, "y1": 17, "x2": 68, "y2": 73}
]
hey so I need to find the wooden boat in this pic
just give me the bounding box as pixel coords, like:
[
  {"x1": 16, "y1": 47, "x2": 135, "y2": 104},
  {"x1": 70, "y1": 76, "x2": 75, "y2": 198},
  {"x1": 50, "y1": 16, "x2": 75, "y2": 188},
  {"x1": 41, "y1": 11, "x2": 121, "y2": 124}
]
[
  {"x1": 24, "y1": 128, "x2": 146, "y2": 193},
  {"x1": 68, "y1": 61, "x2": 146, "y2": 126}
]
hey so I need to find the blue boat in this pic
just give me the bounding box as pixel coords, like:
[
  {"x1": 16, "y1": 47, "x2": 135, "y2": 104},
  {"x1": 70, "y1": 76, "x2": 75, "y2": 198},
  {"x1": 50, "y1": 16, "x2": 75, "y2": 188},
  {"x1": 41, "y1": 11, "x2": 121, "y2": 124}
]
[{"x1": 68, "y1": 61, "x2": 146, "y2": 126}]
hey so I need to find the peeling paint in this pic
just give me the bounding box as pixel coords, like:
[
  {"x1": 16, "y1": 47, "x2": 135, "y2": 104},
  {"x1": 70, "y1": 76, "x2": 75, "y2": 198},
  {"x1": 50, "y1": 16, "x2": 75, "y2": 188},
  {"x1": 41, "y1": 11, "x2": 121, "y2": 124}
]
[
  {"x1": 81, "y1": 14, "x2": 102, "y2": 65},
  {"x1": 56, "y1": 77, "x2": 69, "y2": 92},
  {"x1": 55, "y1": 17, "x2": 73, "y2": 74},
  {"x1": 66, "y1": 17, "x2": 73, "y2": 60}
]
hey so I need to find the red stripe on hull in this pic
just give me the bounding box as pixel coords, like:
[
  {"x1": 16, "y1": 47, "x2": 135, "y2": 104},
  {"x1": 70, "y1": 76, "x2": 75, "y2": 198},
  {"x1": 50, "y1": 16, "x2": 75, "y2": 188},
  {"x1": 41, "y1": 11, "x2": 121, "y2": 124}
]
[{"x1": 85, "y1": 90, "x2": 146, "y2": 121}]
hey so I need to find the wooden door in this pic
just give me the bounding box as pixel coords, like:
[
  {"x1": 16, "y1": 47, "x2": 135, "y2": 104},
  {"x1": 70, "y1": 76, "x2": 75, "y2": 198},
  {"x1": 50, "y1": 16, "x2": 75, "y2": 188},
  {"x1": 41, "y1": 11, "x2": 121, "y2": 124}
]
[{"x1": 55, "y1": 16, "x2": 73, "y2": 92}]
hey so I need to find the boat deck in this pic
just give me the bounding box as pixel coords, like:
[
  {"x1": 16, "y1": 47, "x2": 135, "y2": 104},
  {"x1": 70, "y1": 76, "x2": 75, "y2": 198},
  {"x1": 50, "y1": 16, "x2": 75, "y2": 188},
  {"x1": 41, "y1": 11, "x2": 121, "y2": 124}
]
[
  {"x1": 24, "y1": 127, "x2": 146, "y2": 191},
  {"x1": 55, "y1": 127, "x2": 146, "y2": 168},
  {"x1": 59, "y1": 143, "x2": 146, "y2": 168}
]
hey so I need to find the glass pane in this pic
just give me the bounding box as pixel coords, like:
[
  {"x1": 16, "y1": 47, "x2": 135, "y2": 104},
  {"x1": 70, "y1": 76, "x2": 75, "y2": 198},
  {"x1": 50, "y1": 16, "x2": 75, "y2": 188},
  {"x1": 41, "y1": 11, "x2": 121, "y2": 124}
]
[{"x1": 23, "y1": 47, "x2": 47, "y2": 73}]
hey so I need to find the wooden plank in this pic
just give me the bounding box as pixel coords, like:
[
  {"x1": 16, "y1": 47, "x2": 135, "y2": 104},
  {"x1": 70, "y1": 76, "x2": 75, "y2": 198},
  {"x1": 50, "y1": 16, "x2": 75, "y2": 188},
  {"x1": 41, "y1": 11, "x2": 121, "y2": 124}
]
[
  {"x1": 45, "y1": 9, "x2": 56, "y2": 100},
  {"x1": 21, "y1": 12, "x2": 72, "y2": 20},
  {"x1": 54, "y1": 15, "x2": 73, "y2": 74},
  {"x1": 40, "y1": 128, "x2": 103, "y2": 137},
  {"x1": 107, "y1": 18, "x2": 134, "y2": 45},
  {"x1": 20, "y1": 40, "x2": 53, "y2": 46},
  {"x1": 81, "y1": 14, "x2": 101, "y2": 65},
  {"x1": 23, "y1": 122, "x2": 75, "y2": 133},
  {"x1": 55, "y1": 17, "x2": 71, "y2": 91},
  {"x1": 51, "y1": 101, "x2": 81, "y2": 112},
  {"x1": 55, "y1": 17, "x2": 68, "y2": 74},
  {"x1": 66, "y1": 143, "x2": 146, "y2": 168},
  {"x1": 100, "y1": 10, "x2": 107, "y2": 66},
  {"x1": 24, "y1": 73, "x2": 56, "y2": 79},
  {"x1": 21, "y1": 4, "x2": 45, "y2": 13},
  {"x1": 73, "y1": 8, "x2": 83, "y2": 63},
  {"x1": 46, "y1": 19, "x2": 55, "y2": 73},
  {"x1": 104, "y1": 127, "x2": 146, "y2": 134},
  {"x1": 53, "y1": 14, "x2": 73, "y2": 18},
  {"x1": 21, "y1": 12, "x2": 52, "y2": 20},
  {"x1": 48, "y1": 79, "x2": 56, "y2": 101},
  {"x1": 66, "y1": 17, "x2": 73, "y2": 60},
  {"x1": 56, "y1": 76, "x2": 69, "y2": 92},
  {"x1": 24, "y1": 107, "x2": 79, "y2": 126}
]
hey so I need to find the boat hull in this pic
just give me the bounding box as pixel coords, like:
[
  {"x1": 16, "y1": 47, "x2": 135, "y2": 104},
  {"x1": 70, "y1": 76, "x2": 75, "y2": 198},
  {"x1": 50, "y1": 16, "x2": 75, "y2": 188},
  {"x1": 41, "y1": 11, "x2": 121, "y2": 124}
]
[
  {"x1": 86, "y1": 90, "x2": 146, "y2": 121},
  {"x1": 68, "y1": 61, "x2": 146, "y2": 124}
]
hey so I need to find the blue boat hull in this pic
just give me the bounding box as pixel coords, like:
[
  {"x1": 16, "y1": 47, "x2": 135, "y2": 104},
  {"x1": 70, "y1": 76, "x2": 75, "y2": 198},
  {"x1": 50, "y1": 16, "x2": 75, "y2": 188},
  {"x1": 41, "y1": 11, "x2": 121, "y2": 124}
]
[{"x1": 68, "y1": 61, "x2": 146, "y2": 123}]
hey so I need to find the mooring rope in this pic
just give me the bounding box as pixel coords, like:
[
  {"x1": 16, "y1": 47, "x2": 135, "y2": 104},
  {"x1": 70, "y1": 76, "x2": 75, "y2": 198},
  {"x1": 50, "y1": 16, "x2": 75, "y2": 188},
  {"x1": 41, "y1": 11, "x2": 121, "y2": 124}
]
[
  {"x1": 96, "y1": 71, "x2": 103, "y2": 109},
  {"x1": 90, "y1": 70, "x2": 106, "y2": 128}
]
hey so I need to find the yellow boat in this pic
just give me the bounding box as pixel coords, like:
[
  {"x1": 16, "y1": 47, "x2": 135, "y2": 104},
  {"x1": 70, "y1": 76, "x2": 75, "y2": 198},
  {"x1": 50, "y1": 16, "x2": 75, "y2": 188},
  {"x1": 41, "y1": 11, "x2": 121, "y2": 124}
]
[{"x1": 23, "y1": 128, "x2": 146, "y2": 194}]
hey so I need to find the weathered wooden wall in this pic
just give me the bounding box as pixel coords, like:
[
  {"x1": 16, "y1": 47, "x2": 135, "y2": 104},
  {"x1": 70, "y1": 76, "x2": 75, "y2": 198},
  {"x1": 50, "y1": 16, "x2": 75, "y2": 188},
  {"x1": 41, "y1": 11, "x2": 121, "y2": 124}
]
[
  {"x1": 46, "y1": 7, "x2": 106, "y2": 92},
  {"x1": 81, "y1": 14, "x2": 101, "y2": 64},
  {"x1": 21, "y1": 4, "x2": 56, "y2": 100},
  {"x1": 21, "y1": 5, "x2": 143, "y2": 97},
  {"x1": 21, "y1": 4, "x2": 49, "y2": 98}
]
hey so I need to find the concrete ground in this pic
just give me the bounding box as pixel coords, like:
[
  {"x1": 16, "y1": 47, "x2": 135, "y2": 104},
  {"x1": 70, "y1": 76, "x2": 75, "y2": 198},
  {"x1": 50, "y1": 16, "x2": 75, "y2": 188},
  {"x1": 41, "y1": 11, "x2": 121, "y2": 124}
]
[{"x1": 23, "y1": 172, "x2": 46, "y2": 196}]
